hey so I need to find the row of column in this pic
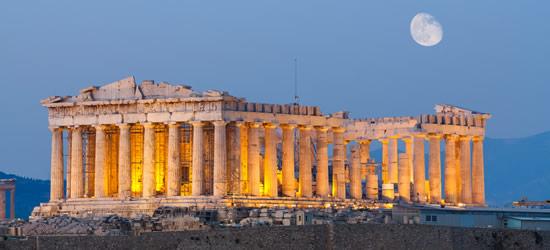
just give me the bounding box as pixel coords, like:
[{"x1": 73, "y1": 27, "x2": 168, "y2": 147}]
[
  {"x1": 0, "y1": 188, "x2": 15, "y2": 220},
  {"x1": 379, "y1": 134, "x2": 485, "y2": 205}
]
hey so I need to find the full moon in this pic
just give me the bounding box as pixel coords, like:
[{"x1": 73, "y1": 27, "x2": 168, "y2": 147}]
[{"x1": 410, "y1": 13, "x2": 443, "y2": 47}]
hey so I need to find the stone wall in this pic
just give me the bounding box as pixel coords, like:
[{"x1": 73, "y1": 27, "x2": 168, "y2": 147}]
[{"x1": 2, "y1": 224, "x2": 549, "y2": 250}]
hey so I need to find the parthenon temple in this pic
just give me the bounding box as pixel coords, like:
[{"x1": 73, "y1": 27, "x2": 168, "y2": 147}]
[{"x1": 33, "y1": 77, "x2": 491, "y2": 218}]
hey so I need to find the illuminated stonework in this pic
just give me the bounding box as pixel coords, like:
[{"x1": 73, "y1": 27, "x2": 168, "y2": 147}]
[{"x1": 33, "y1": 77, "x2": 491, "y2": 218}]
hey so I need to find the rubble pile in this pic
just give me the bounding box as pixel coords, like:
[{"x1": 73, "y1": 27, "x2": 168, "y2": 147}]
[{"x1": 0, "y1": 207, "x2": 386, "y2": 237}]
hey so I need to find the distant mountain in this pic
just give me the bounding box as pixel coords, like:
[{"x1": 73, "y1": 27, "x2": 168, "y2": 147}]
[{"x1": 0, "y1": 171, "x2": 49, "y2": 219}]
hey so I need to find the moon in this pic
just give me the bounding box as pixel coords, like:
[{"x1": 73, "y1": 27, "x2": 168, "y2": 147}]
[{"x1": 410, "y1": 13, "x2": 443, "y2": 47}]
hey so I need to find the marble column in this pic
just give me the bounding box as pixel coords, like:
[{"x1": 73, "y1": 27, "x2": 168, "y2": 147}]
[
  {"x1": 248, "y1": 122, "x2": 261, "y2": 196},
  {"x1": 264, "y1": 124, "x2": 278, "y2": 197},
  {"x1": 472, "y1": 137, "x2": 485, "y2": 205},
  {"x1": 281, "y1": 124, "x2": 296, "y2": 197},
  {"x1": 428, "y1": 134, "x2": 442, "y2": 203},
  {"x1": 350, "y1": 145, "x2": 362, "y2": 199},
  {"x1": 84, "y1": 130, "x2": 95, "y2": 198},
  {"x1": 359, "y1": 140, "x2": 370, "y2": 179},
  {"x1": 213, "y1": 121, "x2": 227, "y2": 197},
  {"x1": 66, "y1": 130, "x2": 72, "y2": 199},
  {"x1": 403, "y1": 137, "x2": 413, "y2": 183},
  {"x1": 455, "y1": 137, "x2": 462, "y2": 202},
  {"x1": 118, "y1": 124, "x2": 132, "y2": 198},
  {"x1": 315, "y1": 127, "x2": 329, "y2": 197},
  {"x1": 298, "y1": 126, "x2": 312, "y2": 198},
  {"x1": 0, "y1": 190, "x2": 4, "y2": 219},
  {"x1": 398, "y1": 153, "x2": 410, "y2": 203},
  {"x1": 444, "y1": 135, "x2": 458, "y2": 204},
  {"x1": 380, "y1": 139, "x2": 389, "y2": 184},
  {"x1": 332, "y1": 127, "x2": 346, "y2": 199},
  {"x1": 227, "y1": 122, "x2": 242, "y2": 195},
  {"x1": 412, "y1": 135, "x2": 426, "y2": 203},
  {"x1": 50, "y1": 127, "x2": 64, "y2": 200},
  {"x1": 9, "y1": 189, "x2": 14, "y2": 219},
  {"x1": 167, "y1": 123, "x2": 181, "y2": 197},
  {"x1": 460, "y1": 136, "x2": 473, "y2": 204},
  {"x1": 240, "y1": 124, "x2": 248, "y2": 195},
  {"x1": 191, "y1": 122, "x2": 204, "y2": 196},
  {"x1": 388, "y1": 137, "x2": 398, "y2": 184},
  {"x1": 142, "y1": 123, "x2": 156, "y2": 198},
  {"x1": 70, "y1": 127, "x2": 84, "y2": 198},
  {"x1": 94, "y1": 125, "x2": 107, "y2": 198}
]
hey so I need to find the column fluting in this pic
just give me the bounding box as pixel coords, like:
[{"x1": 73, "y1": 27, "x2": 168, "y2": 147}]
[
  {"x1": 282, "y1": 124, "x2": 296, "y2": 197},
  {"x1": 191, "y1": 122, "x2": 204, "y2": 196},
  {"x1": 167, "y1": 123, "x2": 181, "y2": 197},
  {"x1": 49, "y1": 127, "x2": 64, "y2": 200}
]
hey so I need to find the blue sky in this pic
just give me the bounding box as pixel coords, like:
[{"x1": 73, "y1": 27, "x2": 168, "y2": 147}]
[{"x1": 1, "y1": 1, "x2": 548, "y2": 179}]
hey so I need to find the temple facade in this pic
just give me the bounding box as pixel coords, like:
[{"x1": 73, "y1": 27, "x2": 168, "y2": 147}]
[{"x1": 33, "y1": 77, "x2": 490, "y2": 218}]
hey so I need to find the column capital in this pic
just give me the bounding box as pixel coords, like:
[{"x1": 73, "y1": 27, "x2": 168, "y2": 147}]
[
  {"x1": 472, "y1": 136, "x2": 484, "y2": 142},
  {"x1": 94, "y1": 125, "x2": 108, "y2": 130},
  {"x1": 263, "y1": 123, "x2": 278, "y2": 129},
  {"x1": 142, "y1": 123, "x2": 156, "y2": 129},
  {"x1": 167, "y1": 122, "x2": 180, "y2": 128},
  {"x1": 332, "y1": 127, "x2": 345, "y2": 133},
  {"x1": 48, "y1": 126, "x2": 62, "y2": 132},
  {"x1": 314, "y1": 126, "x2": 330, "y2": 132},
  {"x1": 233, "y1": 121, "x2": 245, "y2": 127},
  {"x1": 281, "y1": 123, "x2": 297, "y2": 129},
  {"x1": 445, "y1": 134, "x2": 459, "y2": 140},
  {"x1": 189, "y1": 121, "x2": 205, "y2": 127},
  {"x1": 388, "y1": 135, "x2": 400, "y2": 139},
  {"x1": 358, "y1": 139, "x2": 371, "y2": 144},
  {"x1": 459, "y1": 136, "x2": 472, "y2": 141},
  {"x1": 379, "y1": 138, "x2": 389, "y2": 144},
  {"x1": 116, "y1": 123, "x2": 132, "y2": 129},
  {"x1": 247, "y1": 121, "x2": 262, "y2": 128},
  {"x1": 401, "y1": 136, "x2": 412, "y2": 143},
  {"x1": 212, "y1": 120, "x2": 227, "y2": 127},
  {"x1": 298, "y1": 125, "x2": 312, "y2": 130},
  {"x1": 71, "y1": 126, "x2": 83, "y2": 131},
  {"x1": 427, "y1": 134, "x2": 443, "y2": 139}
]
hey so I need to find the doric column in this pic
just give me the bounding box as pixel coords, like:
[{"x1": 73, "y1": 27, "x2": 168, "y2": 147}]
[
  {"x1": 191, "y1": 122, "x2": 204, "y2": 196},
  {"x1": 66, "y1": 129, "x2": 72, "y2": 199},
  {"x1": 247, "y1": 122, "x2": 261, "y2": 196},
  {"x1": 460, "y1": 136, "x2": 473, "y2": 204},
  {"x1": 227, "y1": 122, "x2": 242, "y2": 195},
  {"x1": 380, "y1": 139, "x2": 389, "y2": 184},
  {"x1": 444, "y1": 135, "x2": 458, "y2": 204},
  {"x1": 388, "y1": 137, "x2": 398, "y2": 184},
  {"x1": 359, "y1": 140, "x2": 370, "y2": 179},
  {"x1": 332, "y1": 127, "x2": 346, "y2": 199},
  {"x1": 10, "y1": 188, "x2": 14, "y2": 219},
  {"x1": 315, "y1": 127, "x2": 329, "y2": 197},
  {"x1": 239, "y1": 124, "x2": 248, "y2": 195},
  {"x1": 94, "y1": 125, "x2": 107, "y2": 198},
  {"x1": 402, "y1": 137, "x2": 413, "y2": 183},
  {"x1": 142, "y1": 123, "x2": 156, "y2": 198},
  {"x1": 298, "y1": 126, "x2": 312, "y2": 198},
  {"x1": 398, "y1": 153, "x2": 411, "y2": 203},
  {"x1": 0, "y1": 190, "x2": 4, "y2": 219},
  {"x1": 472, "y1": 137, "x2": 485, "y2": 205},
  {"x1": 281, "y1": 124, "x2": 296, "y2": 197},
  {"x1": 167, "y1": 123, "x2": 181, "y2": 197},
  {"x1": 84, "y1": 129, "x2": 95, "y2": 198},
  {"x1": 118, "y1": 124, "x2": 132, "y2": 198},
  {"x1": 428, "y1": 134, "x2": 442, "y2": 203},
  {"x1": 213, "y1": 120, "x2": 227, "y2": 197},
  {"x1": 49, "y1": 127, "x2": 64, "y2": 200},
  {"x1": 412, "y1": 135, "x2": 426, "y2": 203},
  {"x1": 70, "y1": 127, "x2": 84, "y2": 198},
  {"x1": 455, "y1": 137, "x2": 462, "y2": 202},
  {"x1": 264, "y1": 123, "x2": 278, "y2": 197},
  {"x1": 350, "y1": 145, "x2": 362, "y2": 199}
]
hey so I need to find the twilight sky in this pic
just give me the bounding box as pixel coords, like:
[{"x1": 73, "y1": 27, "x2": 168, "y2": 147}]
[{"x1": 1, "y1": 0, "x2": 548, "y2": 179}]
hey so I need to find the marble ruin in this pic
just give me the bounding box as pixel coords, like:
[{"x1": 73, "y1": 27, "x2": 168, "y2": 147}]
[
  {"x1": 32, "y1": 77, "x2": 491, "y2": 218},
  {"x1": 0, "y1": 179, "x2": 15, "y2": 220}
]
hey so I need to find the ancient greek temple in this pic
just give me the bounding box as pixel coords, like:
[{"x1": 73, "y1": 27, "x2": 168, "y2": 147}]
[{"x1": 33, "y1": 77, "x2": 490, "y2": 218}]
